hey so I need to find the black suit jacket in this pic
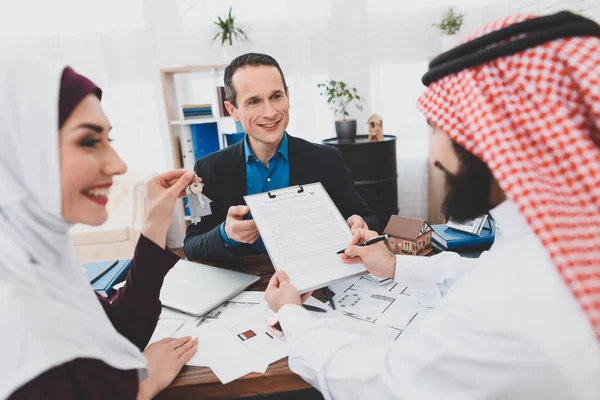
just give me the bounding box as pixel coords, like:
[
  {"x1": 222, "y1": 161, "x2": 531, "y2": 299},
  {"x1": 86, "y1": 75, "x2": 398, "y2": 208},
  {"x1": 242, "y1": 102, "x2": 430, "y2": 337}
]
[{"x1": 183, "y1": 134, "x2": 379, "y2": 261}]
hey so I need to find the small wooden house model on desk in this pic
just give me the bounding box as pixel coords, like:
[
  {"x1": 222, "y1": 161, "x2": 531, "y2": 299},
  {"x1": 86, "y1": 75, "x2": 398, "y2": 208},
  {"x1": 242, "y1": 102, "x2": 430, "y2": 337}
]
[{"x1": 383, "y1": 215, "x2": 434, "y2": 256}]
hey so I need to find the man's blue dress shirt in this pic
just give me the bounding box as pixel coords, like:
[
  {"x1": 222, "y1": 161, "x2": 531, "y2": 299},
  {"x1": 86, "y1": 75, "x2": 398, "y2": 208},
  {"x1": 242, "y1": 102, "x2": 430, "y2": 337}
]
[{"x1": 219, "y1": 133, "x2": 290, "y2": 252}]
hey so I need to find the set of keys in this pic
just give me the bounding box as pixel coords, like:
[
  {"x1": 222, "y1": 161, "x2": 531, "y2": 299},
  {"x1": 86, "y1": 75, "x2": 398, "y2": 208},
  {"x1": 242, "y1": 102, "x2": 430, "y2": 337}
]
[{"x1": 185, "y1": 181, "x2": 212, "y2": 225}]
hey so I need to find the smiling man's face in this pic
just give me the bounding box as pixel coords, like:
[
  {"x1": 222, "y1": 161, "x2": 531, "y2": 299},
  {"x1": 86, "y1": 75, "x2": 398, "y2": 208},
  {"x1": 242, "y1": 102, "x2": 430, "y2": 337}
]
[{"x1": 225, "y1": 65, "x2": 290, "y2": 147}]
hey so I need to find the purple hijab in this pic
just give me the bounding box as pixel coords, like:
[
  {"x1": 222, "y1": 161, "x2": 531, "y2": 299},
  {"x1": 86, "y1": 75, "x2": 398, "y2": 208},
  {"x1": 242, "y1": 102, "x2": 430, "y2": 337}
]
[{"x1": 58, "y1": 67, "x2": 102, "y2": 128}]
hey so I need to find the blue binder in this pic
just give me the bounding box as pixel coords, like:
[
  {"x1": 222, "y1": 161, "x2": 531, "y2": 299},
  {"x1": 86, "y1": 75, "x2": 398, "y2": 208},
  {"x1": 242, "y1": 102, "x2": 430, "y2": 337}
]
[
  {"x1": 190, "y1": 122, "x2": 220, "y2": 160},
  {"x1": 88, "y1": 259, "x2": 132, "y2": 298},
  {"x1": 223, "y1": 132, "x2": 245, "y2": 147},
  {"x1": 183, "y1": 197, "x2": 191, "y2": 217}
]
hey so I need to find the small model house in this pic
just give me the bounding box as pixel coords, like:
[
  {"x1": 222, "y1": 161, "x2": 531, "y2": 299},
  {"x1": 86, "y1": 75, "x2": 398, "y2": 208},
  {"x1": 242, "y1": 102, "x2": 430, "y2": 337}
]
[
  {"x1": 367, "y1": 114, "x2": 384, "y2": 142},
  {"x1": 383, "y1": 216, "x2": 433, "y2": 256}
]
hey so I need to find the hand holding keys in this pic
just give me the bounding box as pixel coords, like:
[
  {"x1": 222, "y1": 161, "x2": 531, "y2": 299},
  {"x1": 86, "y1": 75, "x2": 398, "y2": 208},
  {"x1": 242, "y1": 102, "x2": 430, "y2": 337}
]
[
  {"x1": 187, "y1": 181, "x2": 205, "y2": 206},
  {"x1": 143, "y1": 169, "x2": 198, "y2": 249},
  {"x1": 185, "y1": 180, "x2": 212, "y2": 224}
]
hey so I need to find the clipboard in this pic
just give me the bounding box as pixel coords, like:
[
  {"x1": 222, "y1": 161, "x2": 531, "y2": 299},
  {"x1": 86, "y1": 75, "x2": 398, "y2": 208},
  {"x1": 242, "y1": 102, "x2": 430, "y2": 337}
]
[{"x1": 244, "y1": 182, "x2": 367, "y2": 293}]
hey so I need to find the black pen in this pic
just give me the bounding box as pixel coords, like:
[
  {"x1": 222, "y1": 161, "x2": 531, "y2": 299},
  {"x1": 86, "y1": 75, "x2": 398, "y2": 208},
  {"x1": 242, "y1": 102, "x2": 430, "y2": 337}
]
[
  {"x1": 88, "y1": 260, "x2": 118, "y2": 284},
  {"x1": 324, "y1": 287, "x2": 336, "y2": 310},
  {"x1": 336, "y1": 234, "x2": 389, "y2": 255},
  {"x1": 303, "y1": 304, "x2": 327, "y2": 313}
]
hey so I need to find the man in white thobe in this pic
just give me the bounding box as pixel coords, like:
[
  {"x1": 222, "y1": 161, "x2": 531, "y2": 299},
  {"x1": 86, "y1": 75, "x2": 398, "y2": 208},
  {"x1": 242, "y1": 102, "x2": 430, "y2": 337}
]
[{"x1": 264, "y1": 12, "x2": 600, "y2": 400}]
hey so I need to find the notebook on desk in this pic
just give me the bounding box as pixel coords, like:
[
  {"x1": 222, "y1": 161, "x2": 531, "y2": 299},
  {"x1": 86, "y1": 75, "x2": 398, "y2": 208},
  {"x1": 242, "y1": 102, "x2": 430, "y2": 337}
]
[
  {"x1": 88, "y1": 260, "x2": 132, "y2": 298},
  {"x1": 83, "y1": 260, "x2": 118, "y2": 284},
  {"x1": 159, "y1": 260, "x2": 260, "y2": 316}
]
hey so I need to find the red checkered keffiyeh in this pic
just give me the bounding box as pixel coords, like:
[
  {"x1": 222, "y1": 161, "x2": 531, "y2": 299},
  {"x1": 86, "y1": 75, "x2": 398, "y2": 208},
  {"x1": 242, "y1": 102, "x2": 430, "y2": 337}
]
[{"x1": 418, "y1": 14, "x2": 600, "y2": 340}]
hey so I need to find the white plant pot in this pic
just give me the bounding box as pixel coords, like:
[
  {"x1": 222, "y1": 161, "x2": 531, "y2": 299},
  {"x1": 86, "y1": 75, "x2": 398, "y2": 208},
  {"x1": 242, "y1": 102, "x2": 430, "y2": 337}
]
[
  {"x1": 441, "y1": 34, "x2": 461, "y2": 52},
  {"x1": 221, "y1": 43, "x2": 251, "y2": 64}
]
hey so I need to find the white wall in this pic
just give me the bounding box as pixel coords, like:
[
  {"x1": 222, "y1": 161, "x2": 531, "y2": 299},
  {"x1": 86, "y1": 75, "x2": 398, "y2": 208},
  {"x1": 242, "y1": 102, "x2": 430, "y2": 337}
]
[
  {"x1": 1, "y1": 0, "x2": 598, "y2": 219},
  {"x1": 514, "y1": 0, "x2": 600, "y2": 19}
]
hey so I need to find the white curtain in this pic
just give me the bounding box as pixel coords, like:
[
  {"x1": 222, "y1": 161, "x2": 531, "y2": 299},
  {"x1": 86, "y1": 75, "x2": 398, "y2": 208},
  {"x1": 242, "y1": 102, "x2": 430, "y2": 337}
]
[{"x1": 1, "y1": 0, "x2": 595, "y2": 219}]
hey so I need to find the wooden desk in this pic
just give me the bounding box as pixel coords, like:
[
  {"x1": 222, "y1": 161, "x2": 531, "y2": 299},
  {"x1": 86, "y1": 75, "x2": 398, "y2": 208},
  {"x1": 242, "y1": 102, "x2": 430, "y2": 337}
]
[{"x1": 156, "y1": 254, "x2": 325, "y2": 400}]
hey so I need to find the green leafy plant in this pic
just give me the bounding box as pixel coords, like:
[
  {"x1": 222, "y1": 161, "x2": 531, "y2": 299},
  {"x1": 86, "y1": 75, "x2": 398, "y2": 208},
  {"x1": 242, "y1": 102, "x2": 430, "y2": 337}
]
[
  {"x1": 433, "y1": 8, "x2": 464, "y2": 35},
  {"x1": 317, "y1": 80, "x2": 363, "y2": 120},
  {"x1": 212, "y1": 7, "x2": 249, "y2": 46}
]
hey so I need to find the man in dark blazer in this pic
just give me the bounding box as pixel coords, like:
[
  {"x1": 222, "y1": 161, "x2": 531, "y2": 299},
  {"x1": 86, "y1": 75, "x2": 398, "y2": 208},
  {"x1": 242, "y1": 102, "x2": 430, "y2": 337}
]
[{"x1": 184, "y1": 53, "x2": 379, "y2": 261}]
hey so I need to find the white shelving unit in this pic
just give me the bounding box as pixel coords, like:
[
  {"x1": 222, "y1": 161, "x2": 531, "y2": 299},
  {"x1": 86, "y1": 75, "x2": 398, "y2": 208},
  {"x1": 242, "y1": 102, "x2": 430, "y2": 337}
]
[
  {"x1": 170, "y1": 118, "x2": 220, "y2": 125},
  {"x1": 160, "y1": 64, "x2": 238, "y2": 232}
]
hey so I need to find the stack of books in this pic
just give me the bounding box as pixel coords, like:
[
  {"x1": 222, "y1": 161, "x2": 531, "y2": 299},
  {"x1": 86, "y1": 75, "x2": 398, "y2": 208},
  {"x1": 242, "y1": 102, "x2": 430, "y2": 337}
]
[
  {"x1": 183, "y1": 104, "x2": 213, "y2": 119},
  {"x1": 83, "y1": 259, "x2": 132, "y2": 298},
  {"x1": 431, "y1": 219, "x2": 496, "y2": 251}
]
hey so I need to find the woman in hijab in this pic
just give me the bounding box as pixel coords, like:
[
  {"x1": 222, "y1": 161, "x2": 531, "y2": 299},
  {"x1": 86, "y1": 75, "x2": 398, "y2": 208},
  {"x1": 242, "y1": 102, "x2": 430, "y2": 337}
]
[{"x1": 1, "y1": 59, "x2": 199, "y2": 399}]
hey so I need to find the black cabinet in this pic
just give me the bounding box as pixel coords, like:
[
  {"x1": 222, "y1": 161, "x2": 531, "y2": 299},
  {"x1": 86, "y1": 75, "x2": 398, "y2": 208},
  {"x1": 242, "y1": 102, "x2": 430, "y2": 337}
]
[{"x1": 323, "y1": 135, "x2": 398, "y2": 229}]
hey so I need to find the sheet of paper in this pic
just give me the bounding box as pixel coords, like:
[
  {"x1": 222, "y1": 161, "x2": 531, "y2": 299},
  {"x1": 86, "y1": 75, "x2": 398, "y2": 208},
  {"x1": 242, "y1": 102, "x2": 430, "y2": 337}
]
[
  {"x1": 147, "y1": 292, "x2": 267, "y2": 353},
  {"x1": 328, "y1": 276, "x2": 361, "y2": 297},
  {"x1": 147, "y1": 318, "x2": 186, "y2": 345},
  {"x1": 303, "y1": 296, "x2": 328, "y2": 310},
  {"x1": 197, "y1": 291, "x2": 267, "y2": 327},
  {"x1": 221, "y1": 307, "x2": 288, "y2": 371},
  {"x1": 180, "y1": 293, "x2": 329, "y2": 383},
  {"x1": 210, "y1": 356, "x2": 259, "y2": 384},
  {"x1": 147, "y1": 307, "x2": 202, "y2": 347},
  {"x1": 245, "y1": 183, "x2": 366, "y2": 293},
  {"x1": 362, "y1": 274, "x2": 392, "y2": 286},
  {"x1": 329, "y1": 275, "x2": 430, "y2": 342},
  {"x1": 183, "y1": 321, "x2": 262, "y2": 374}
]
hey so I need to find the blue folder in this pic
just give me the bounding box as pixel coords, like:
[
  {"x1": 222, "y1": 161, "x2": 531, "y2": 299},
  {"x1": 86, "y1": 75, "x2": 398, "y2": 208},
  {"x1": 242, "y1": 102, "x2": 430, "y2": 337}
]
[
  {"x1": 83, "y1": 260, "x2": 118, "y2": 284},
  {"x1": 223, "y1": 132, "x2": 245, "y2": 147},
  {"x1": 88, "y1": 259, "x2": 132, "y2": 298},
  {"x1": 190, "y1": 122, "x2": 220, "y2": 160},
  {"x1": 431, "y1": 220, "x2": 496, "y2": 251}
]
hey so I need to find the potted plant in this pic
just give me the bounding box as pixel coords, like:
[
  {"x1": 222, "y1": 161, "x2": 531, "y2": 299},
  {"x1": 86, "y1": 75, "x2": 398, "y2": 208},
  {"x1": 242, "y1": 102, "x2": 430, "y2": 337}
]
[
  {"x1": 433, "y1": 8, "x2": 464, "y2": 51},
  {"x1": 212, "y1": 7, "x2": 249, "y2": 62},
  {"x1": 317, "y1": 80, "x2": 363, "y2": 142}
]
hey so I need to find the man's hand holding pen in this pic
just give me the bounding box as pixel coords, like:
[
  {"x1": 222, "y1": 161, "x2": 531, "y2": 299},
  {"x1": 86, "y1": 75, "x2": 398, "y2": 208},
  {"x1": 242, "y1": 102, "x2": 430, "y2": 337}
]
[
  {"x1": 336, "y1": 233, "x2": 389, "y2": 254},
  {"x1": 340, "y1": 229, "x2": 397, "y2": 279},
  {"x1": 265, "y1": 229, "x2": 397, "y2": 315}
]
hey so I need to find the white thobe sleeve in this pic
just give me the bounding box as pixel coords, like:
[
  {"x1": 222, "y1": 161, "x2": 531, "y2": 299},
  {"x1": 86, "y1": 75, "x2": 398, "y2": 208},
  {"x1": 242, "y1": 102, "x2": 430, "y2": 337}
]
[{"x1": 278, "y1": 252, "x2": 564, "y2": 399}]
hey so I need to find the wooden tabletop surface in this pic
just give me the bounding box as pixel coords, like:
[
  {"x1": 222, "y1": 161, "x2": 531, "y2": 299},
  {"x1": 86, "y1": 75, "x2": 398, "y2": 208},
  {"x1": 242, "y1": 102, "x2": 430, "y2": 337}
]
[{"x1": 156, "y1": 254, "x2": 326, "y2": 400}]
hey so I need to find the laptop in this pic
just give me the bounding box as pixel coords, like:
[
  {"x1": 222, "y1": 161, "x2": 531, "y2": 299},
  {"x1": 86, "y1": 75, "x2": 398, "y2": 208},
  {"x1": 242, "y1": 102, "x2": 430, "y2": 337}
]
[{"x1": 159, "y1": 259, "x2": 260, "y2": 316}]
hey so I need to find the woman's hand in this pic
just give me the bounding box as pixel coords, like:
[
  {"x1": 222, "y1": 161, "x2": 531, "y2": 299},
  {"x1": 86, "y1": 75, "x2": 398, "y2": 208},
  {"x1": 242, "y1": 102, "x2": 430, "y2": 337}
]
[
  {"x1": 137, "y1": 336, "x2": 198, "y2": 400},
  {"x1": 142, "y1": 170, "x2": 198, "y2": 249}
]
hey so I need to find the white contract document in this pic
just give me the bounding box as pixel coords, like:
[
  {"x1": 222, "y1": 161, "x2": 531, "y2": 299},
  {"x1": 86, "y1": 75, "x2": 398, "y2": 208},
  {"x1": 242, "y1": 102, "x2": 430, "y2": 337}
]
[{"x1": 244, "y1": 182, "x2": 367, "y2": 293}]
